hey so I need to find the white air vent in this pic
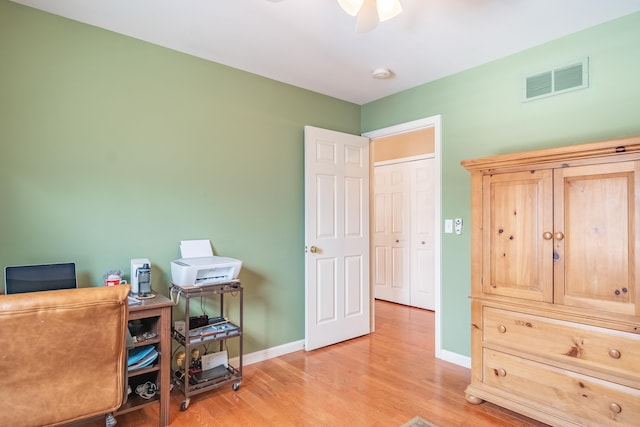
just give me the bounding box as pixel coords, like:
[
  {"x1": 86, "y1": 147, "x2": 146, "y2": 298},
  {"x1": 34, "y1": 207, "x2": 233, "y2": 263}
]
[{"x1": 524, "y1": 58, "x2": 589, "y2": 102}]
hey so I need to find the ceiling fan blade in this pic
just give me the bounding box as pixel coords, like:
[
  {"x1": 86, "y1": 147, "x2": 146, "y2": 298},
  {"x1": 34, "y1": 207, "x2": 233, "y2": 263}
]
[
  {"x1": 337, "y1": 0, "x2": 364, "y2": 16},
  {"x1": 377, "y1": 0, "x2": 402, "y2": 22},
  {"x1": 356, "y1": 0, "x2": 379, "y2": 32}
]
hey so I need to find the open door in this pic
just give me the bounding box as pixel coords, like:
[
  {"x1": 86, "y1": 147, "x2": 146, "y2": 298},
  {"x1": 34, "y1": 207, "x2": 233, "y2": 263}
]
[{"x1": 304, "y1": 126, "x2": 370, "y2": 351}]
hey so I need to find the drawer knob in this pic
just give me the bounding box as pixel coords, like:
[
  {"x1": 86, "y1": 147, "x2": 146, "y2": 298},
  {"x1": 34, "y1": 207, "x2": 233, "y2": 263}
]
[
  {"x1": 497, "y1": 368, "x2": 507, "y2": 377},
  {"x1": 554, "y1": 231, "x2": 564, "y2": 241},
  {"x1": 608, "y1": 348, "x2": 621, "y2": 359},
  {"x1": 609, "y1": 403, "x2": 622, "y2": 414},
  {"x1": 498, "y1": 325, "x2": 507, "y2": 334},
  {"x1": 543, "y1": 231, "x2": 553, "y2": 240}
]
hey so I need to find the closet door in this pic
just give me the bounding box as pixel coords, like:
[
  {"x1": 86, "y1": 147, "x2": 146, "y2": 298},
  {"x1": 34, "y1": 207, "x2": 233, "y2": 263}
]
[
  {"x1": 410, "y1": 158, "x2": 435, "y2": 310},
  {"x1": 374, "y1": 159, "x2": 435, "y2": 308},
  {"x1": 373, "y1": 163, "x2": 410, "y2": 305}
]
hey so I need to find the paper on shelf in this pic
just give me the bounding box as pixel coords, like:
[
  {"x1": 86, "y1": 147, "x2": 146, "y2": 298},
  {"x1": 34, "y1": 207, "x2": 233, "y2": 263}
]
[{"x1": 180, "y1": 239, "x2": 213, "y2": 258}]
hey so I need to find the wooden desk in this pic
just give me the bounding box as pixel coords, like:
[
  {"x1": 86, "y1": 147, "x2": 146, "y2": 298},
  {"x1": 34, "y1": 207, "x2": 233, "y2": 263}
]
[{"x1": 118, "y1": 294, "x2": 173, "y2": 427}]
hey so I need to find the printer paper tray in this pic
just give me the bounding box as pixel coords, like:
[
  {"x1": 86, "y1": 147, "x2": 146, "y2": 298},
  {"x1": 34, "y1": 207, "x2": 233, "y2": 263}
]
[{"x1": 171, "y1": 280, "x2": 241, "y2": 294}]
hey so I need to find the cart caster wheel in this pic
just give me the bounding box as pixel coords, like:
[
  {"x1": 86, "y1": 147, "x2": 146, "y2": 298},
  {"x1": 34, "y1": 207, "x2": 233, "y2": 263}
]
[
  {"x1": 232, "y1": 382, "x2": 240, "y2": 391},
  {"x1": 180, "y1": 398, "x2": 190, "y2": 411}
]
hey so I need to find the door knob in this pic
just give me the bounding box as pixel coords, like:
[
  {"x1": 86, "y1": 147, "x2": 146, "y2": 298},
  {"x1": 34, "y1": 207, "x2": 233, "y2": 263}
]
[
  {"x1": 554, "y1": 231, "x2": 564, "y2": 241},
  {"x1": 309, "y1": 245, "x2": 319, "y2": 254},
  {"x1": 543, "y1": 232, "x2": 553, "y2": 240}
]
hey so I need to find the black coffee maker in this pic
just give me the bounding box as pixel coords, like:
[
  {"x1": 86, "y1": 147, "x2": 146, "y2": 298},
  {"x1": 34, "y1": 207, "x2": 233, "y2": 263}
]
[{"x1": 136, "y1": 263, "x2": 152, "y2": 297}]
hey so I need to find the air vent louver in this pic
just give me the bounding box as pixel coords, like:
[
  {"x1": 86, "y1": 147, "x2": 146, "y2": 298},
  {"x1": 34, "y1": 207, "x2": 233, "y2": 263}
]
[
  {"x1": 524, "y1": 58, "x2": 588, "y2": 102},
  {"x1": 554, "y1": 63, "x2": 584, "y2": 91},
  {"x1": 526, "y1": 72, "x2": 553, "y2": 99}
]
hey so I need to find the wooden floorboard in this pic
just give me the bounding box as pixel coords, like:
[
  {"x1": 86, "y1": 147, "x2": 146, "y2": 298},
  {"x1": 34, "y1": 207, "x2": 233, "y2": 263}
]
[{"x1": 81, "y1": 300, "x2": 548, "y2": 426}]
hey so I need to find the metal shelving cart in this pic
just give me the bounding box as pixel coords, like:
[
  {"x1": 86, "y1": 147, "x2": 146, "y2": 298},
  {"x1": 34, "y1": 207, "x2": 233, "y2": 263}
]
[{"x1": 169, "y1": 280, "x2": 243, "y2": 411}]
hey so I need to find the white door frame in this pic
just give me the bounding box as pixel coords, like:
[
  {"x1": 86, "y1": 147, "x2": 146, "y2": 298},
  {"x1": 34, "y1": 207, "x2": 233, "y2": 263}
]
[{"x1": 363, "y1": 115, "x2": 443, "y2": 359}]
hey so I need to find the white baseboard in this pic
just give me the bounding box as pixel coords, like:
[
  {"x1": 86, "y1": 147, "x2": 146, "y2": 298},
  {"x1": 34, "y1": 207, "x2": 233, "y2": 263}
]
[
  {"x1": 230, "y1": 339, "x2": 471, "y2": 371},
  {"x1": 439, "y1": 349, "x2": 471, "y2": 369},
  {"x1": 229, "y1": 339, "x2": 305, "y2": 367}
]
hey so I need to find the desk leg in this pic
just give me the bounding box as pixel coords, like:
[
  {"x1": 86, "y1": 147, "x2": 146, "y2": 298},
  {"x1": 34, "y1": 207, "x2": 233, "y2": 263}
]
[{"x1": 159, "y1": 305, "x2": 171, "y2": 427}]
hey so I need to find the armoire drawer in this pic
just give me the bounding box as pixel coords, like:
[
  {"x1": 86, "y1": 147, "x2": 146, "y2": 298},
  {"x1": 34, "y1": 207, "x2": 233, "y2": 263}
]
[
  {"x1": 483, "y1": 349, "x2": 640, "y2": 427},
  {"x1": 483, "y1": 307, "x2": 640, "y2": 382}
]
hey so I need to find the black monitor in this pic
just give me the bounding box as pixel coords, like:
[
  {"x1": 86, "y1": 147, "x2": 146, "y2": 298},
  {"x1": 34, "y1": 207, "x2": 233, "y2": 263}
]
[{"x1": 4, "y1": 263, "x2": 77, "y2": 295}]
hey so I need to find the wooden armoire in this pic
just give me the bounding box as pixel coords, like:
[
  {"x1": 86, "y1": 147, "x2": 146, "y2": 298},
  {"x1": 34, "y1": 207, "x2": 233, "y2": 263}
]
[{"x1": 461, "y1": 136, "x2": 640, "y2": 426}]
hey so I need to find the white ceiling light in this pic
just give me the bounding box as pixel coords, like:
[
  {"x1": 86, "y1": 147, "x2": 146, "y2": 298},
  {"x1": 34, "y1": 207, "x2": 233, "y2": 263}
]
[
  {"x1": 337, "y1": 0, "x2": 403, "y2": 32},
  {"x1": 372, "y1": 68, "x2": 393, "y2": 79}
]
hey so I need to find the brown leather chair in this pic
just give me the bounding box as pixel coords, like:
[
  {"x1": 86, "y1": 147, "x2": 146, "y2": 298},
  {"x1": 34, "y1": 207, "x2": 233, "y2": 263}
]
[{"x1": 0, "y1": 285, "x2": 130, "y2": 427}]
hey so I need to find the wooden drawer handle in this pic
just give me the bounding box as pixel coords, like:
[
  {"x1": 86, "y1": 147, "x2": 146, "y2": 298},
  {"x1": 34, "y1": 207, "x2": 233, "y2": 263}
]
[
  {"x1": 609, "y1": 348, "x2": 621, "y2": 359},
  {"x1": 609, "y1": 403, "x2": 622, "y2": 414},
  {"x1": 498, "y1": 325, "x2": 507, "y2": 334},
  {"x1": 496, "y1": 368, "x2": 507, "y2": 377}
]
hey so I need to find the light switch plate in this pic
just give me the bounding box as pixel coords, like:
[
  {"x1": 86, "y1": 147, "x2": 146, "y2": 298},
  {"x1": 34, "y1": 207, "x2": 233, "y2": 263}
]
[{"x1": 444, "y1": 219, "x2": 453, "y2": 234}]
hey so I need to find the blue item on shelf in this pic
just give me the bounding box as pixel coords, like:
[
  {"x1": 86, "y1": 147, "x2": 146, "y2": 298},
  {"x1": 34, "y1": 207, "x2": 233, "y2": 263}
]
[
  {"x1": 128, "y1": 348, "x2": 159, "y2": 371},
  {"x1": 128, "y1": 345, "x2": 155, "y2": 366}
]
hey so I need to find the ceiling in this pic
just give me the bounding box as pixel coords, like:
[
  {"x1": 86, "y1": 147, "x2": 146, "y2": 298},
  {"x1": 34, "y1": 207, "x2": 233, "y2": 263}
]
[{"x1": 11, "y1": 0, "x2": 640, "y2": 105}]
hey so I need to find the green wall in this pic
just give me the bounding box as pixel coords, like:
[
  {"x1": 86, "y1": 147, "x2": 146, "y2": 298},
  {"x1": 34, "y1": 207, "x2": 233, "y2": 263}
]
[
  {"x1": 0, "y1": 0, "x2": 360, "y2": 355},
  {"x1": 362, "y1": 12, "x2": 640, "y2": 356}
]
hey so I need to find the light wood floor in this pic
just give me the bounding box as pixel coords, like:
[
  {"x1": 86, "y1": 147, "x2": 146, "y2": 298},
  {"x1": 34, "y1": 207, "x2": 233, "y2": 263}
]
[{"x1": 85, "y1": 300, "x2": 548, "y2": 427}]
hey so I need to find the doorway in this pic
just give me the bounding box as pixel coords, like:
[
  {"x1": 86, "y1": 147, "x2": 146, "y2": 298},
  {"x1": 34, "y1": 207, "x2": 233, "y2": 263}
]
[{"x1": 364, "y1": 115, "x2": 442, "y2": 358}]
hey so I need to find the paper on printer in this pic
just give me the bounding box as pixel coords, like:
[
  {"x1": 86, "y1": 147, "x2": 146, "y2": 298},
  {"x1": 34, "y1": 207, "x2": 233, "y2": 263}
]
[
  {"x1": 179, "y1": 239, "x2": 213, "y2": 258},
  {"x1": 171, "y1": 256, "x2": 242, "y2": 287}
]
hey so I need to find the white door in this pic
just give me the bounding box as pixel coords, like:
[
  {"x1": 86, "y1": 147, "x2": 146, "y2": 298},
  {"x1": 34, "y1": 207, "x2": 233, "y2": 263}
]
[
  {"x1": 304, "y1": 126, "x2": 371, "y2": 351},
  {"x1": 373, "y1": 163, "x2": 410, "y2": 304},
  {"x1": 373, "y1": 158, "x2": 435, "y2": 310},
  {"x1": 411, "y1": 158, "x2": 435, "y2": 310}
]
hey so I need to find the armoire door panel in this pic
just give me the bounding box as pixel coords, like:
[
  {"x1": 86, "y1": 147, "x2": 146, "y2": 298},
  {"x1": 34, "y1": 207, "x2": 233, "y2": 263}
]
[
  {"x1": 554, "y1": 161, "x2": 639, "y2": 315},
  {"x1": 482, "y1": 170, "x2": 554, "y2": 302}
]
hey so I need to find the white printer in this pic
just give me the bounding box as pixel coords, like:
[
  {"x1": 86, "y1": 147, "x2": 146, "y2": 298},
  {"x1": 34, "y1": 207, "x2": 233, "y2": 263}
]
[{"x1": 171, "y1": 256, "x2": 242, "y2": 287}]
